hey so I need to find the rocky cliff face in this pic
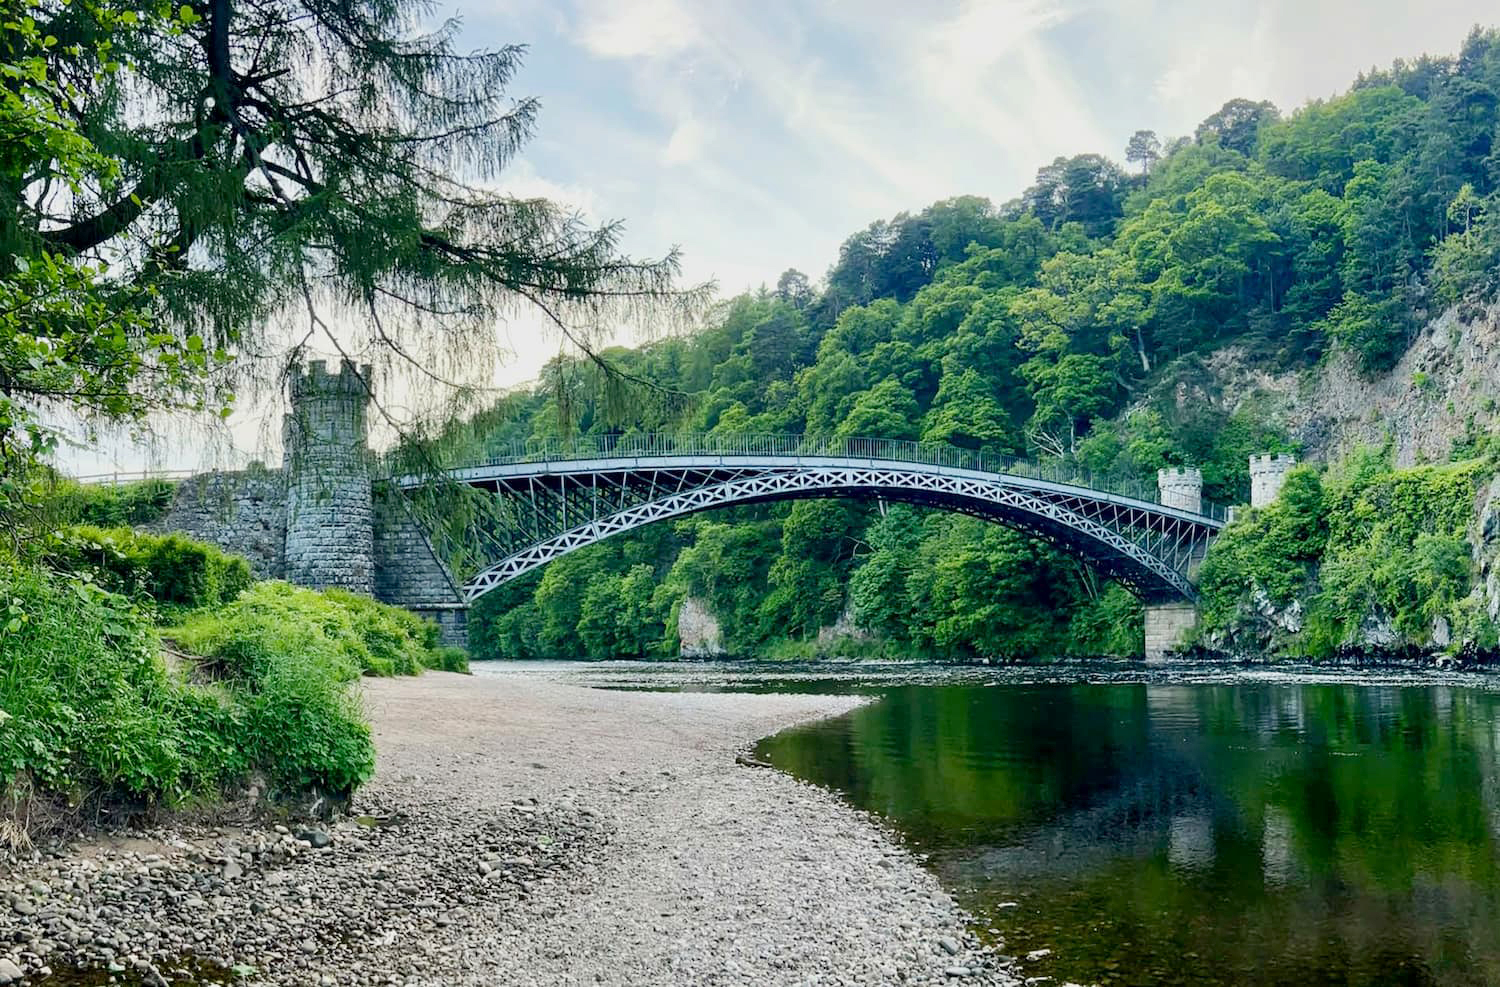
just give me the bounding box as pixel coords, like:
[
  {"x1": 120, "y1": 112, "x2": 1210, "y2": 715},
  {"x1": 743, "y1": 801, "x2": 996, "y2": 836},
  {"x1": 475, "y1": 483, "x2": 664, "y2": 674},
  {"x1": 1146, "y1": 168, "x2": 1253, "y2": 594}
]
[
  {"x1": 1474, "y1": 473, "x2": 1500, "y2": 625},
  {"x1": 676, "y1": 596, "x2": 725, "y2": 658},
  {"x1": 1179, "y1": 302, "x2": 1500, "y2": 466}
]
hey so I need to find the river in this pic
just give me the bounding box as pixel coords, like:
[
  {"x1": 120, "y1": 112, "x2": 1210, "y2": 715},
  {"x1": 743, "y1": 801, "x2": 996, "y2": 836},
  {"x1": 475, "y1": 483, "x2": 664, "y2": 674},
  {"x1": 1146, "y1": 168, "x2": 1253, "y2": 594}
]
[{"x1": 511, "y1": 662, "x2": 1500, "y2": 987}]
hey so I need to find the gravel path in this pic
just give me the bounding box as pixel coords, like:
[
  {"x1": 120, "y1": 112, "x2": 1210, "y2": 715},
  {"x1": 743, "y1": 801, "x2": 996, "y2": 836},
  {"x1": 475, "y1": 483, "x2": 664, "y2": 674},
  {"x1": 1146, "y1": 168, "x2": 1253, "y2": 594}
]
[{"x1": 0, "y1": 672, "x2": 1022, "y2": 986}]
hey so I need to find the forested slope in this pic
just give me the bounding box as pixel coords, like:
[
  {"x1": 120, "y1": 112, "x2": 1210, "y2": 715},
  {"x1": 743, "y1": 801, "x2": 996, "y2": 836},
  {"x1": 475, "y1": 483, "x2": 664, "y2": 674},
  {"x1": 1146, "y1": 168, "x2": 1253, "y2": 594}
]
[{"x1": 455, "y1": 29, "x2": 1500, "y2": 661}]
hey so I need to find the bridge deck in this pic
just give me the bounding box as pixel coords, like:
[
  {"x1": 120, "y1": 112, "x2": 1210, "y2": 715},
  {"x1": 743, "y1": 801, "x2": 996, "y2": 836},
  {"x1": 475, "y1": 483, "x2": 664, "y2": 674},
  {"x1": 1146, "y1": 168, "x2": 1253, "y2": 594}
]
[
  {"x1": 419, "y1": 454, "x2": 1227, "y2": 528},
  {"x1": 392, "y1": 446, "x2": 1225, "y2": 605}
]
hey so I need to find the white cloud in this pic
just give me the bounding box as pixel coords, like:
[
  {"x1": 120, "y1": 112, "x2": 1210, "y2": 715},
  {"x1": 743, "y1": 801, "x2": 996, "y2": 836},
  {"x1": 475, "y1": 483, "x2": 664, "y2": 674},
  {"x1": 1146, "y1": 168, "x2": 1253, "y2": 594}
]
[
  {"x1": 572, "y1": 0, "x2": 700, "y2": 58},
  {"x1": 661, "y1": 115, "x2": 709, "y2": 165}
]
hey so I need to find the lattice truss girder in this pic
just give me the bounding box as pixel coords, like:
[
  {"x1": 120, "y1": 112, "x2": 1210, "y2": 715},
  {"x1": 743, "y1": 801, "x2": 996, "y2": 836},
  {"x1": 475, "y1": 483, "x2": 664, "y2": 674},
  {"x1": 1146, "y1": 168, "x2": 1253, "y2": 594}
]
[{"x1": 405, "y1": 463, "x2": 1222, "y2": 605}]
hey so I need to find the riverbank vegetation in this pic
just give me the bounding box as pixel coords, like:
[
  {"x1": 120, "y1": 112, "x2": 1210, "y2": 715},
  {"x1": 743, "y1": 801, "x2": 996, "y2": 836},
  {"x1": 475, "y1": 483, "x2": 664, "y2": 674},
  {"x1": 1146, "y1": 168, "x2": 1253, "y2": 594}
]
[
  {"x1": 0, "y1": 527, "x2": 464, "y2": 840},
  {"x1": 3, "y1": 0, "x2": 689, "y2": 834},
  {"x1": 1198, "y1": 452, "x2": 1497, "y2": 656},
  {"x1": 448, "y1": 28, "x2": 1500, "y2": 661}
]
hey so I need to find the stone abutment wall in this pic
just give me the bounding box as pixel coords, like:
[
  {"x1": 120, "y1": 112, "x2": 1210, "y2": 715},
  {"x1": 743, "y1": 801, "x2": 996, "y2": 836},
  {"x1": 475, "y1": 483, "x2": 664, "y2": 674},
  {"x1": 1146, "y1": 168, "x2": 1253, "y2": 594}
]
[
  {"x1": 372, "y1": 489, "x2": 469, "y2": 647},
  {"x1": 151, "y1": 359, "x2": 469, "y2": 649},
  {"x1": 148, "y1": 467, "x2": 289, "y2": 579}
]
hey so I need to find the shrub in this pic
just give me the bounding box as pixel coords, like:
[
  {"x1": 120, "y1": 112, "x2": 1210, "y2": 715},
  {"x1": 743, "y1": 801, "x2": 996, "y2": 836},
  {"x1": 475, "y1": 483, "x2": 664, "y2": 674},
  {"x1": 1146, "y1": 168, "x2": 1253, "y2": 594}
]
[
  {"x1": 1314, "y1": 456, "x2": 1488, "y2": 641},
  {"x1": 39, "y1": 477, "x2": 177, "y2": 528},
  {"x1": 0, "y1": 565, "x2": 428, "y2": 818},
  {"x1": 171, "y1": 583, "x2": 468, "y2": 794},
  {"x1": 427, "y1": 646, "x2": 472, "y2": 673},
  {"x1": 238, "y1": 651, "x2": 374, "y2": 796},
  {"x1": 172, "y1": 582, "x2": 459, "y2": 679},
  {"x1": 0, "y1": 562, "x2": 233, "y2": 803},
  {"x1": 1198, "y1": 465, "x2": 1328, "y2": 629},
  {"x1": 1199, "y1": 453, "x2": 1495, "y2": 654},
  {"x1": 43, "y1": 526, "x2": 252, "y2": 613}
]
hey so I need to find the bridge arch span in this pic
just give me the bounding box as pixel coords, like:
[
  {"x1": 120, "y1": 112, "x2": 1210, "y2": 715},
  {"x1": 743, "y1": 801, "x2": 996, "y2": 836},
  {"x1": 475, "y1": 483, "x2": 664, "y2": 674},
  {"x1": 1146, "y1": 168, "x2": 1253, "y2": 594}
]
[{"x1": 399, "y1": 450, "x2": 1224, "y2": 606}]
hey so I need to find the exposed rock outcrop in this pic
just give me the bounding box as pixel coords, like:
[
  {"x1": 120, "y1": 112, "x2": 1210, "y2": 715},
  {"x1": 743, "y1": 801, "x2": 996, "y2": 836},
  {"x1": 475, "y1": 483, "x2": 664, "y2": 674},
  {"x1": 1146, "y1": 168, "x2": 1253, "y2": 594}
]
[
  {"x1": 676, "y1": 596, "x2": 726, "y2": 658},
  {"x1": 1473, "y1": 473, "x2": 1500, "y2": 623},
  {"x1": 815, "y1": 605, "x2": 874, "y2": 652},
  {"x1": 1160, "y1": 302, "x2": 1500, "y2": 467}
]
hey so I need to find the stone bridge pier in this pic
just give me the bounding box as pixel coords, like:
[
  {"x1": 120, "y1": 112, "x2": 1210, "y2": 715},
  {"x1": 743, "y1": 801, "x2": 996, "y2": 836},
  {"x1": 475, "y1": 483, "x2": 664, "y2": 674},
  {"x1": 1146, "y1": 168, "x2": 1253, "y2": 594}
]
[
  {"x1": 280, "y1": 360, "x2": 469, "y2": 646},
  {"x1": 1144, "y1": 467, "x2": 1205, "y2": 661},
  {"x1": 279, "y1": 361, "x2": 469, "y2": 647},
  {"x1": 153, "y1": 360, "x2": 469, "y2": 648}
]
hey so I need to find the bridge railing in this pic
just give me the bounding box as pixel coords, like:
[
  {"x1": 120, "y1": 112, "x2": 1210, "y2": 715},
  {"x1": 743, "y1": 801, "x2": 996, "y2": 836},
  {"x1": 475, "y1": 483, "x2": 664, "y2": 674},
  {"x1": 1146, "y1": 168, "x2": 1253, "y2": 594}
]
[
  {"x1": 69, "y1": 469, "x2": 199, "y2": 487},
  {"x1": 434, "y1": 433, "x2": 1229, "y2": 521}
]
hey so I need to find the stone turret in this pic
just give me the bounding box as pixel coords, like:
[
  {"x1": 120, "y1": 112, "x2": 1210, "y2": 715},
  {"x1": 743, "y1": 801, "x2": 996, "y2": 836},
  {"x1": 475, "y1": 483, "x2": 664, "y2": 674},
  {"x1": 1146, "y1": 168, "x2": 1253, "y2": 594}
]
[
  {"x1": 1249, "y1": 454, "x2": 1296, "y2": 509},
  {"x1": 283, "y1": 359, "x2": 375, "y2": 594},
  {"x1": 1157, "y1": 467, "x2": 1203, "y2": 514}
]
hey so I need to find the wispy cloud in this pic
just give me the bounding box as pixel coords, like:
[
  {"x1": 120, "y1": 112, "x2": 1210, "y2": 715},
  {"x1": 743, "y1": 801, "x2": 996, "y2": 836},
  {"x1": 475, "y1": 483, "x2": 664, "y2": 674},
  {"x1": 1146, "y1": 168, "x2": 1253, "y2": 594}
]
[
  {"x1": 573, "y1": 0, "x2": 701, "y2": 58},
  {"x1": 61, "y1": 0, "x2": 1500, "y2": 471}
]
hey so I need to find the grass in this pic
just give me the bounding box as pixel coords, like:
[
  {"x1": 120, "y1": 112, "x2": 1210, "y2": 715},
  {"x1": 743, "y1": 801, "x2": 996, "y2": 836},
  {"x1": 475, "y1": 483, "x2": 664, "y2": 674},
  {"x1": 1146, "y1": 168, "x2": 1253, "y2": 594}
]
[{"x1": 170, "y1": 582, "x2": 468, "y2": 678}]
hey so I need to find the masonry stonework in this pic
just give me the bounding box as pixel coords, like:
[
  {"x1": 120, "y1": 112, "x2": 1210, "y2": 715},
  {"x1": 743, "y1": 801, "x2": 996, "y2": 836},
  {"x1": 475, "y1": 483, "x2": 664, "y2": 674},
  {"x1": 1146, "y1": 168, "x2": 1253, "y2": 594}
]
[
  {"x1": 152, "y1": 360, "x2": 470, "y2": 649},
  {"x1": 1157, "y1": 467, "x2": 1203, "y2": 514},
  {"x1": 372, "y1": 490, "x2": 469, "y2": 647},
  {"x1": 1250, "y1": 454, "x2": 1296, "y2": 509},
  {"x1": 148, "y1": 466, "x2": 288, "y2": 579},
  {"x1": 1144, "y1": 602, "x2": 1198, "y2": 661},
  {"x1": 283, "y1": 361, "x2": 375, "y2": 594}
]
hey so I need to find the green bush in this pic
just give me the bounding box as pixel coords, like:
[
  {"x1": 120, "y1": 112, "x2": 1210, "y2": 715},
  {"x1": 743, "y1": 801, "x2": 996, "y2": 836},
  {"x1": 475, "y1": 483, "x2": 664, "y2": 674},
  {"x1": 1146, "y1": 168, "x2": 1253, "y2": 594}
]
[
  {"x1": 1199, "y1": 465, "x2": 1328, "y2": 629},
  {"x1": 39, "y1": 477, "x2": 177, "y2": 528},
  {"x1": 237, "y1": 650, "x2": 374, "y2": 796},
  {"x1": 1314, "y1": 455, "x2": 1488, "y2": 642},
  {"x1": 0, "y1": 562, "x2": 238, "y2": 802},
  {"x1": 172, "y1": 582, "x2": 461, "y2": 679},
  {"x1": 43, "y1": 526, "x2": 253, "y2": 612},
  {"x1": 0, "y1": 563, "x2": 471, "y2": 816},
  {"x1": 1199, "y1": 453, "x2": 1495, "y2": 654},
  {"x1": 427, "y1": 646, "x2": 472, "y2": 673},
  {"x1": 170, "y1": 582, "x2": 472, "y2": 793}
]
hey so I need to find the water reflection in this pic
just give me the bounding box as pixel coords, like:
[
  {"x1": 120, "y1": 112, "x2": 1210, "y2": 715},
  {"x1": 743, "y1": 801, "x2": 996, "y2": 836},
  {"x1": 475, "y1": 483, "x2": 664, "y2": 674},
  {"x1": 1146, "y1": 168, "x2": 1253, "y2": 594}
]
[{"x1": 757, "y1": 683, "x2": 1500, "y2": 986}]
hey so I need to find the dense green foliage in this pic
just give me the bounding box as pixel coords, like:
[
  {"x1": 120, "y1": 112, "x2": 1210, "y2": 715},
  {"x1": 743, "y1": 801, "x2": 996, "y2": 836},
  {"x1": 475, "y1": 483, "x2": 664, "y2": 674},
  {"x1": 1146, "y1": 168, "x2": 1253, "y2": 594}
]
[
  {"x1": 0, "y1": 562, "x2": 239, "y2": 804},
  {"x1": 2, "y1": 0, "x2": 691, "y2": 537},
  {"x1": 1199, "y1": 453, "x2": 1493, "y2": 654},
  {"x1": 173, "y1": 583, "x2": 467, "y2": 678},
  {"x1": 0, "y1": 531, "x2": 461, "y2": 821},
  {"x1": 40, "y1": 477, "x2": 177, "y2": 527},
  {"x1": 43, "y1": 525, "x2": 253, "y2": 613},
  {"x1": 457, "y1": 31, "x2": 1500, "y2": 661}
]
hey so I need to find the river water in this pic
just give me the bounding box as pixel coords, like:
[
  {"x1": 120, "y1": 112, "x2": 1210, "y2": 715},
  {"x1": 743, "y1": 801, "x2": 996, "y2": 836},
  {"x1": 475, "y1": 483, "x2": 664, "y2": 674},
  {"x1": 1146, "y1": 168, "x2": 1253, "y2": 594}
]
[
  {"x1": 495, "y1": 662, "x2": 1500, "y2": 986},
  {"x1": 758, "y1": 678, "x2": 1500, "y2": 987}
]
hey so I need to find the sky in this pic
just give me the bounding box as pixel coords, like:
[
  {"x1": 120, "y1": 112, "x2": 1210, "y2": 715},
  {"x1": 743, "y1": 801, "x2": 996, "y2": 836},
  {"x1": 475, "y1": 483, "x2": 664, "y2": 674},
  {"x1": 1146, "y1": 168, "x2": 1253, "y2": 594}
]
[{"x1": 63, "y1": 0, "x2": 1498, "y2": 474}]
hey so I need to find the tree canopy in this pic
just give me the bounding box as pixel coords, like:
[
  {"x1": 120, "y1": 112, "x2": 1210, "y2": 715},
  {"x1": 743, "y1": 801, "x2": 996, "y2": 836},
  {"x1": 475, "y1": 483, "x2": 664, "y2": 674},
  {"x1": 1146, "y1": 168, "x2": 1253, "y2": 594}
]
[
  {"x1": 2, "y1": 0, "x2": 694, "y2": 523},
  {"x1": 457, "y1": 27, "x2": 1500, "y2": 661}
]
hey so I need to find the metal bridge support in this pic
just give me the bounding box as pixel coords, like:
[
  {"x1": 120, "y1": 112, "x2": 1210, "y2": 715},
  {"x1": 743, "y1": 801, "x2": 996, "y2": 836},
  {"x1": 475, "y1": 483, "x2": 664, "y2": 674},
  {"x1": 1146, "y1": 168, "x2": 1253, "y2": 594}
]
[{"x1": 1144, "y1": 602, "x2": 1197, "y2": 662}]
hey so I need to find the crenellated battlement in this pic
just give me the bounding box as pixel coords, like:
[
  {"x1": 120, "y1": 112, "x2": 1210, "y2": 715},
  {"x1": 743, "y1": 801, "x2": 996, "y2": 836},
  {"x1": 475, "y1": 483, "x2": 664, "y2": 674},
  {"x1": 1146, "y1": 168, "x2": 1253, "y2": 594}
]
[
  {"x1": 1157, "y1": 466, "x2": 1203, "y2": 513},
  {"x1": 289, "y1": 358, "x2": 372, "y2": 402},
  {"x1": 1249, "y1": 453, "x2": 1296, "y2": 472},
  {"x1": 1249, "y1": 453, "x2": 1296, "y2": 508}
]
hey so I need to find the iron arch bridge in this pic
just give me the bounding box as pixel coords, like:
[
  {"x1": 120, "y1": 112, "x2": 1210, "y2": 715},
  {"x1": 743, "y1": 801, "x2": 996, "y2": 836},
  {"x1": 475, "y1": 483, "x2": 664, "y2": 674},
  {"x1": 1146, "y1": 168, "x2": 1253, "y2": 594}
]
[{"x1": 396, "y1": 434, "x2": 1226, "y2": 606}]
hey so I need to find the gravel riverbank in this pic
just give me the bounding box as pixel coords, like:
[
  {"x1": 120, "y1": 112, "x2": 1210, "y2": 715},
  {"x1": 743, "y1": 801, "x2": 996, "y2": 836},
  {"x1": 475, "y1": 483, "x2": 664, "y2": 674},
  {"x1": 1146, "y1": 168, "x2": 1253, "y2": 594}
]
[{"x1": 0, "y1": 672, "x2": 1023, "y2": 986}]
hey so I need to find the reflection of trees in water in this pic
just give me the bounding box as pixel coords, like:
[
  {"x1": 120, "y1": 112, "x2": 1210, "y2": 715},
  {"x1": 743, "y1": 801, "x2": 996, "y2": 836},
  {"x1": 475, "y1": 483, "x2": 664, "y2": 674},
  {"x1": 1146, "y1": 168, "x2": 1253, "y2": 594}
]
[
  {"x1": 942, "y1": 751, "x2": 1220, "y2": 885},
  {"x1": 766, "y1": 681, "x2": 1500, "y2": 985},
  {"x1": 929, "y1": 683, "x2": 1500, "y2": 987}
]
